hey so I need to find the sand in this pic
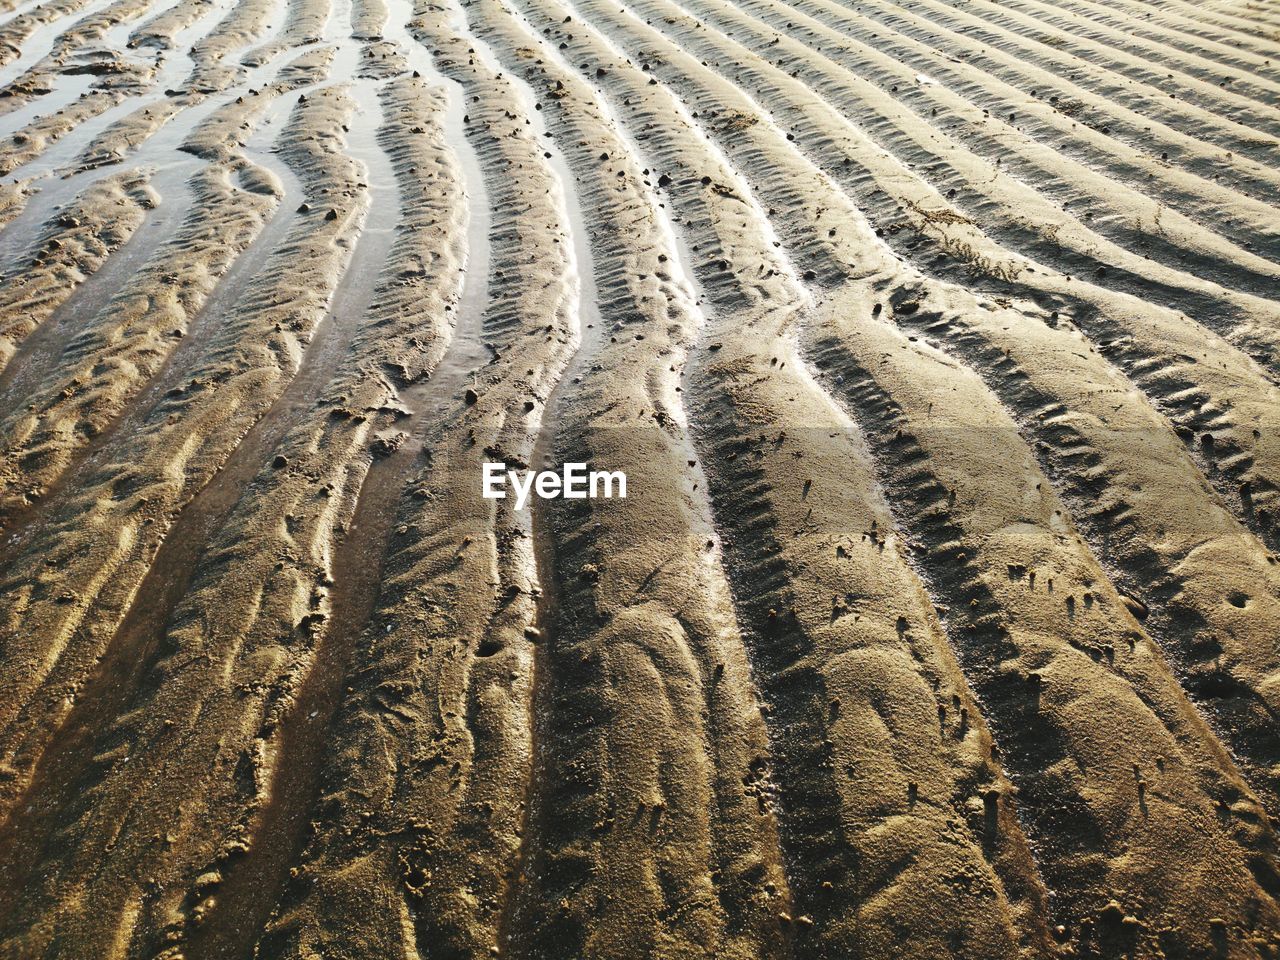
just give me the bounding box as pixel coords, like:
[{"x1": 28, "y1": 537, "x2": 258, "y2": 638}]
[{"x1": 0, "y1": 0, "x2": 1277, "y2": 955}]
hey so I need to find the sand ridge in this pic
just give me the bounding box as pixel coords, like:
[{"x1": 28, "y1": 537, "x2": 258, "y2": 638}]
[{"x1": 0, "y1": 0, "x2": 1276, "y2": 955}]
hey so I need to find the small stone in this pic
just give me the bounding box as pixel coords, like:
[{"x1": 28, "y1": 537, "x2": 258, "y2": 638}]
[{"x1": 1119, "y1": 592, "x2": 1148, "y2": 621}]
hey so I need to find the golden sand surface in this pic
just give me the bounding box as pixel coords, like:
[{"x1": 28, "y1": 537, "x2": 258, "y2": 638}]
[{"x1": 0, "y1": 0, "x2": 1278, "y2": 955}]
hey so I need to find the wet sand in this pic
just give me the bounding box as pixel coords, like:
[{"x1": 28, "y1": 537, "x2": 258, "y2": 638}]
[{"x1": 0, "y1": 0, "x2": 1278, "y2": 956}]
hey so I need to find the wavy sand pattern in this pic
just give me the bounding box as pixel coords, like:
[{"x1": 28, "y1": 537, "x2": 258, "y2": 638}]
[{"x1": 0, "y1": 0, "x2": 1277, "y2": 956}]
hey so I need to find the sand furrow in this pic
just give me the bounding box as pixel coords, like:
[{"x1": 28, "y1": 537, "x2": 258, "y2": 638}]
[
  {"x1": 257, "y1": 19, "x2": 575, "y2": 956},
  {"x1": 240, "y1": 0, "x2": 326, "y2": 68},
  {"x1": 0, "y1": 56, "x2": 335, "y2": 427},
  {"x1": 0, "y1": 179, "x2": 33, "y2": 226},
  {"x1": 131, "y1": 0, "x2": 223, "y2": 48},
  {"x1": 0, "y1": 83, "x2": 356, "y2": 831},
  {"x1": 418, "y1": 5, "x2": 804, "y2": 958},
  {"x1": 555, "y1": 0, "x2": 1280, "y2": 381},
  {"x1": 0, "y1": 89, "x2": 150, "y2": 176},
  {"x1": 886, "y1": 291, "x2": 1280, "y2": 819},
  {"x1": 1035, "y1": 0, "x2": 1280, "y2": 79},
  {"x1": 565, "y1": 0, "x2": 1280, "y2": 548},
  {"x1": 68, "y1": 37, "x2": 331, "y2": 177},
  {"x1": 610, "y1": 0, "x2": 1280, "y2": 365},
  {"x1": 0, "y1": 170, "x2": 151, "y2": 376},
  {"x1": 185, "y1": 0, "x2": 276, "y2": 90},
  {"x1": 1112, "y1": 0, "x2": 1280, "y2": 59},
  {"x1": 808, "y1": 303, "x2": 1280, "y2": 958},
  {"x1": 0, "y1": 26, "x2": 344, "y2": 523},
  {"x1": 806, "y1": 0, "x2": 1280, "y2": 207},
  {"x1": 911, "y1": 0, "x2": 1280, "y2": 145},
  {"x1": 0, "y1": 171, "x2": 184, "y2": 413},
  {"x1": 0, "y1": 0, "x2": 196, "y2": 167},
  {"x1": 489, "y1": 0, "x2": 1056, "y2": 954},
  {"x1": 697, "y1": 0, "x2": 1280, "y2": 274},
  {"x1": 968, "y1": 0, "x2": 1280, "y2": 110},
  {"x1": 0, "y1": 0, "x2": 1275, "y2": 955},
  {"x1": 523, "y1": 0, "x2": 1280, "y2": 951},
  {"x1": 0, "y1": 0, "x2": 161, "y2": 123},
  {"x1": 40, "y1": 0, "x2": 165, "y2": 54},
  {"x1": 349, "y1": 0, "x2": 383, "y2": 38},
  {"x1": 0, "y1": 159, "x2": 273, "y2": 528},
  {"x1": 0, "y1": 0, "x2": 102, "y2": 69},
  {"x1": 0, "y1": 81, "x2": 378, "y2": 959},
  {"x1": 1188, "y1": 1, "x2": 1280, "y2": 44}
]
